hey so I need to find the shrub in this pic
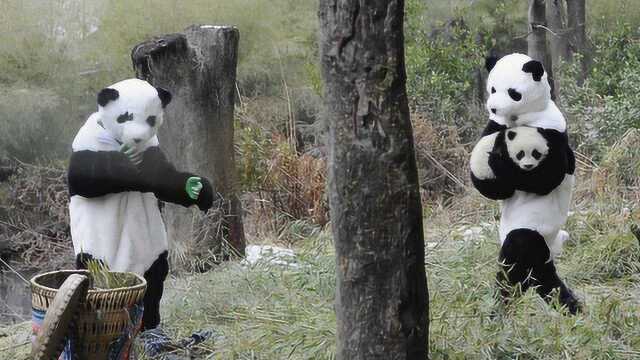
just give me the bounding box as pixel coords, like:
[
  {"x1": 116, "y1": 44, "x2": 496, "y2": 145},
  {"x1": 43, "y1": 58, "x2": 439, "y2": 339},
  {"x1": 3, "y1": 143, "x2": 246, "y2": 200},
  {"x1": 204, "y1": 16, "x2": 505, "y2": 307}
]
[{"x1": 560, "y1": 24, "x2": 640, "y2": 157}]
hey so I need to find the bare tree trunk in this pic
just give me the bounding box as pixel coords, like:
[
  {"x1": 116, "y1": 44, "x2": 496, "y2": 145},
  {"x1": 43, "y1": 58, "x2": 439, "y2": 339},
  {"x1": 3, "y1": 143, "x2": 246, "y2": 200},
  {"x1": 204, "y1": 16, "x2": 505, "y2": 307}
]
[
  {"x1": 319, "y1": 1, "x2": 429, "y2": 359},
  {"x1": 547, "y1": 0, "x2": 571, "y2": 63},
  {"x1": 528, "y1": 0, "x2": 556, "y2": 100},
  {"x1": 567, "y1": 0, "x2": 587, "y2": 84},
  {"x1": 132, "y1": 25, "x2": 246, "y2": 264}
]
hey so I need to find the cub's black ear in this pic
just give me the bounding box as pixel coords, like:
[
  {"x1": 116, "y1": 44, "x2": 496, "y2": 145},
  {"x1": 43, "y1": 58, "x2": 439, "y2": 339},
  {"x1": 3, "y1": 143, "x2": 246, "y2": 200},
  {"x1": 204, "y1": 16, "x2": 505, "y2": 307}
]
[
  {"x1": 97, "y1": 88, "x2": 119, "y2": 107},
  {"x1": 485, "y1": 56, "x2": 499, "y2": 72},
  {"x1": 522, "y1": 60, "x2": 545, "y2": 81},
  {"x1": 156, "y1": 87, "x2": 172, "y2": 108},
  {"x1": 507, "y1": 130, "x2": 517, "y2": 140}
]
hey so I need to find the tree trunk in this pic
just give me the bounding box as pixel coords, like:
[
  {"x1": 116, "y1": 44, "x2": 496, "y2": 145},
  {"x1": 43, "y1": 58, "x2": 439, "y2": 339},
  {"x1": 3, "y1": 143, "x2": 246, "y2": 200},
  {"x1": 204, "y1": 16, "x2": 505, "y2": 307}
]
[
  {"x1": 132, "y1": 25, "x2": 246, "y2": 264},
  {"x1": 319, "y1": 1, "x2": 429, "y2": 359},
  {"x1": 546, "y1": 0, "x2": 571, "y2": 64},
  {"x1": 528, "y1": 0, "x2": 556, "y2": 100},
  {"x1": 567, "y1": 0, "x2": 587, "y2": 85}
]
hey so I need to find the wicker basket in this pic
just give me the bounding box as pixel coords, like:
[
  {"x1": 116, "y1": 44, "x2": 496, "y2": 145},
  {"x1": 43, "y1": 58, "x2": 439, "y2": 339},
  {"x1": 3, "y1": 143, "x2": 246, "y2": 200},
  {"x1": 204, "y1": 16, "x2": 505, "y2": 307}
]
[{"x1": 31, "y1": 270, "x2": 147, "y2": 359}]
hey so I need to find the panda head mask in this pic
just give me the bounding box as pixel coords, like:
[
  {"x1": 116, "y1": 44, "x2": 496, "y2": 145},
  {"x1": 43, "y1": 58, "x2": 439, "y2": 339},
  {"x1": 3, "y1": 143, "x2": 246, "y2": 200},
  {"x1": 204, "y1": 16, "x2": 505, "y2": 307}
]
[
  {"x1": 485, "y1": 53, "x2": 551, "y2": 124},
  {"x1": 505, "y1": 127, "x2": 549, "y2": 171},
  {"x1": 96, "y1": 79, "x2": 172, "y2": 149}
]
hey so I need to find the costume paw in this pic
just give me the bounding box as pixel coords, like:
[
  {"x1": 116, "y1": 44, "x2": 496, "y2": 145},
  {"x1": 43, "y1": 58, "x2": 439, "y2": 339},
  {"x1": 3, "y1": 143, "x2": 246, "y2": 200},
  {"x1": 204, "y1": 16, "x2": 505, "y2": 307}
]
[
  {"x1": 120, "y1": 143, "x2": 143, "y2": 166},
  {"x1": 185, "y1": 177, "x2": 203, "y2": 200},
  {"x1": 196, "y1": 177, "x2": 214, "y2": 211}
]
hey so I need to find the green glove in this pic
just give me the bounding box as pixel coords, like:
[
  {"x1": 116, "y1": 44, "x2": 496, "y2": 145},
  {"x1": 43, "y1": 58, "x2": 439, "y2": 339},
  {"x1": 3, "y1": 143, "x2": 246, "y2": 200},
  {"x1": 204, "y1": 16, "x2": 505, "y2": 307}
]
[
  {"x1": 119, "y1": 144, "x2": 143, "y2": 166},
  {"x1": 185, "y1": 177, "x2": 203, "y2": 200}
]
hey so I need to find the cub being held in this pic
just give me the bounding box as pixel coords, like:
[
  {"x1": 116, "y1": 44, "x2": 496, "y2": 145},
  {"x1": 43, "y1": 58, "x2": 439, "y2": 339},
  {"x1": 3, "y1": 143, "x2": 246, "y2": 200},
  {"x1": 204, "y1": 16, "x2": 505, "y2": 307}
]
[{"x1": 504, "y1": 127, "x2": 548, "y2": 171}]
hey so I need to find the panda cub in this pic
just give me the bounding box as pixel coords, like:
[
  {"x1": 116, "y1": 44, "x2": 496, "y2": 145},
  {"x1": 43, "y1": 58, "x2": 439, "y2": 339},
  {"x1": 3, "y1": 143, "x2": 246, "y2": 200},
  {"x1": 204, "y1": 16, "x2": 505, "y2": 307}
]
[
  {"x1": 470, "y1": 126, "x2": 550, "y2": 191},
  {"x1": 68, "y1": 79, "x2": 214, "y2": 329},
  {"x1": 503, "y1": 127, "x2": 547, "y2": 170}
]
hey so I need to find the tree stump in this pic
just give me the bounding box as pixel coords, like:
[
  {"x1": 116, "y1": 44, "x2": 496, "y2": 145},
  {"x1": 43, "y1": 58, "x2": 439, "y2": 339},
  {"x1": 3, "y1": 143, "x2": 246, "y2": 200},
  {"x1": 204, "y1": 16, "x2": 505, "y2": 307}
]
[
  {"x1": 319, "y1": 1, "x2": 429, "y2": 358},
  {"x1": 131, "y1": 25, "x2": 245, "y2": 263}
]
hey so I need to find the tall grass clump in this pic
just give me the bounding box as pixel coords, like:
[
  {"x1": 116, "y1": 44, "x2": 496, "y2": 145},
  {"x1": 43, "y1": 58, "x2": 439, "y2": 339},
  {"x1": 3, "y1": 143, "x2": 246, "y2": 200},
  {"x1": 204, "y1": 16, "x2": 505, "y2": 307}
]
[{"x1": 154, "y1": 230, "x2": 336, "y2": 359}]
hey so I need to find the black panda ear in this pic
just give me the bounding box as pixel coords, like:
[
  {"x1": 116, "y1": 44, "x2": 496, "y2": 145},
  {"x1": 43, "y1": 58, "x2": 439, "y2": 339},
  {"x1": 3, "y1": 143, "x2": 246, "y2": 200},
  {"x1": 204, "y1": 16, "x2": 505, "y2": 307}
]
[
  {"x1": 97, "y1": 88, "x2": 119, "y2": 107},
  {"x1": 507, "y1": 130, "x2": 517, "y2": 141},
  {"x1": 156, "y1": 87, "x2": 172, "y2": 108},
  {"x1": 485, "y1": 56, "x2": 499, "y2": 72},
  {"x1": 522, "y1": 60, "x2": 545, "y2": 81}
]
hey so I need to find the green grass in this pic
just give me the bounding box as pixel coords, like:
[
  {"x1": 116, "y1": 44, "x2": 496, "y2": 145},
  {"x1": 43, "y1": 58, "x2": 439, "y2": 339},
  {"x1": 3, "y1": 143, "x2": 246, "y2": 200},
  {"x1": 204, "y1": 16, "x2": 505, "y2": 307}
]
[{"x1": 147, "y1": 191, "x2": 640, "y2": 359}]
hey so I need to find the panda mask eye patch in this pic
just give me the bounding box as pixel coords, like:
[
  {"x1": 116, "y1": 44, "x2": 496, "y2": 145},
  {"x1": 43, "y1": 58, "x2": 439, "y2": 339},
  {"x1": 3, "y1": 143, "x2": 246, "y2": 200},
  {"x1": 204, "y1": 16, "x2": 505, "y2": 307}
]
[
  {"x1": 117, "y1": 112, "x2": 134, "y2": 123},
  {"x1": 508, "y1": 88, "x2": 522, "y2": 101}
]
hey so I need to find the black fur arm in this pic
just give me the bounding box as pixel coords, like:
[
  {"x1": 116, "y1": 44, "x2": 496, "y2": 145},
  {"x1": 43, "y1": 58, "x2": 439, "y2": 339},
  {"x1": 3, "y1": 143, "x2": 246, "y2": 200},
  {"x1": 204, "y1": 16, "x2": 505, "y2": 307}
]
[
  {"x1": 470, "y1": 131, "x2": 516, "y2": 200},
  {"x1": 566, "y1": 142, "x2": 576, "y2": 175},
  {"x1": 470, "y1": 172, "x2": 516, "y2": 200},
  {"x1": 481, "y1": 120, "x2": 507, "y2": 137},
  {"x1": 68, "y1": 150, "x2": 148, "y2": 198},
  {"x1": 139, "y1": 147, "x2": 213, "y2": 211}
]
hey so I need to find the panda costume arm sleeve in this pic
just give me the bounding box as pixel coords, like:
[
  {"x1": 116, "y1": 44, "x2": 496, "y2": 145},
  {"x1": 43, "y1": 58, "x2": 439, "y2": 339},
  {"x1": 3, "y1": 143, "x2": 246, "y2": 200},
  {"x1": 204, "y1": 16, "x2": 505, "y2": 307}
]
[
  {"x1": 68, "y1": 150, "x2": 148, "y2": 197},
  {"x1": 481, "y1": 120, "x2": 507, "y2": 137},
  {"x1": 470, "y1": 132, "x2": 516, "y2": 200},
  {"x1": 139, "y1": 147, "x2": 214, "y2": 211}
]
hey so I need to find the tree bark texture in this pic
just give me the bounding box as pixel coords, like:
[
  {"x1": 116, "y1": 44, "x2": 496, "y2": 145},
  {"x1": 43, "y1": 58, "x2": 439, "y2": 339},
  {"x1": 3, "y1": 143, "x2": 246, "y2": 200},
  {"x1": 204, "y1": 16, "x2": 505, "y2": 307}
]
[
  {"x1": 132, "y1": 25, "x2": 245, "y2": 261},
  {"x1": 567, "y1": 0, "x2": 588, "y2": 84},
  {"x1": 319, "y1": 1, "x2": 429, "y2": 359},
  {"x1": 528, "y1": 0, "x2": 556, "y2": 100},
  {"x1": 546, "y1": 0, "x2": 571, "y2": 64}
]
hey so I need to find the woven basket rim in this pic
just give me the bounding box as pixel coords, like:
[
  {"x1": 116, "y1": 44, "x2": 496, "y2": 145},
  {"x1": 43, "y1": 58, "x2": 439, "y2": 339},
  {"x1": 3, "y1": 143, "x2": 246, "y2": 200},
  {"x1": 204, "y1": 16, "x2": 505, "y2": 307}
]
[{"x1": 31, "y1": 269, "x2": 147, "y2": 294}]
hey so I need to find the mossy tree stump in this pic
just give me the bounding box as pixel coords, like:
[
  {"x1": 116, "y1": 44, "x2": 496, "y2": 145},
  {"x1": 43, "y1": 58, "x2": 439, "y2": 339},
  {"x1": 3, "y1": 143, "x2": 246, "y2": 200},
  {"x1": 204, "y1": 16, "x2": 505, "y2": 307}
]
[{"x1": 132, "y1": 25, "x2": 245, "y2": 263}]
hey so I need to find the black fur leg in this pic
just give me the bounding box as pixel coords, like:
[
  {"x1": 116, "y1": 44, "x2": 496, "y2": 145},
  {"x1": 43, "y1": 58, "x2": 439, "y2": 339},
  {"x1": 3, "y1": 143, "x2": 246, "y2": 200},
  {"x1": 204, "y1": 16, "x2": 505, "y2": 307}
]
[
  {"x1": 558, "y1": 283, "x2": 582, "y2": 315},
  {"x1": 498, "y1": 229, "x2": 582, "y2": 314},
  {"x1": 75, "y1": 252, "x2": 100, "y2": 269},
  {"x1": 142, "y1": 251, "x2": 169, "y2": 330},
  {"x1": 497, "y1": 229, "x2": 550, "y2": 302},
  {"x1": 533, "y1": 261, "x2": 582, "y2": 314}
]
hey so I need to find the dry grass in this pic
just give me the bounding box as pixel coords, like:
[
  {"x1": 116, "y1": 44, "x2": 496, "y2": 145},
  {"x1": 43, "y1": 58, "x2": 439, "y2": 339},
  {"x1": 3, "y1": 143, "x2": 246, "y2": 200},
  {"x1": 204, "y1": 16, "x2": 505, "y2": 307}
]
[
  {"x1": 412, "y1": 112, "x2": 470, "y2": 200},
  {"x1": 0, "y1": 161, "x2": 73, "y2": 270}
]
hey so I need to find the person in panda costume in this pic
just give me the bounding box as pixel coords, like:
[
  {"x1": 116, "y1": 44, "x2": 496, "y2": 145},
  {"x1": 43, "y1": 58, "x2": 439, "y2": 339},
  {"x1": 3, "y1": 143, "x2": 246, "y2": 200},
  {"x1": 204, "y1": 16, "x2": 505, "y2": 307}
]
[
  {"x1": 470, "y1": 53, "x2": 581, "y2": 314},
  {"x1": 68, "y1": 78, "x2": 214, "y2": 329}
]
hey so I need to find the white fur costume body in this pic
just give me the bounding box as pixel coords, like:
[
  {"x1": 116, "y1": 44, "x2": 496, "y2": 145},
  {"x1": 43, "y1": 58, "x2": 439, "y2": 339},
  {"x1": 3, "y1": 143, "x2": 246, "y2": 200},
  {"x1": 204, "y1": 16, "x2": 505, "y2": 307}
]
[
  {"x1": 69, "y1": 79, "x2": 167, "y2": 275},
  {"x1": 497, "y1": 113, "x2": 573, "y2": 259},
  {"x1": 70, "y1": 114, "x2": 167, "y2": 275},
  {"x1": 474, "y1": 53, "x2": 574, "y2": 260}
]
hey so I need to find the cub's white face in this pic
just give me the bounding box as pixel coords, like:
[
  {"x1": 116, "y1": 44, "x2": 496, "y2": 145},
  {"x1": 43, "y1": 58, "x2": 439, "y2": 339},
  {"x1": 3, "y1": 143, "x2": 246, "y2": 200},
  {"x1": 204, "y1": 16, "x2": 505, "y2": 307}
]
[
  {"x1": 97, "y1": 79, "x2": 171, "y2": 150},
  {"x1": 505, "y1": 127, "x2": 548, "y2": 171},
  {"x1": 486, "y1": 53, "x2": 551, "y2": 123}
]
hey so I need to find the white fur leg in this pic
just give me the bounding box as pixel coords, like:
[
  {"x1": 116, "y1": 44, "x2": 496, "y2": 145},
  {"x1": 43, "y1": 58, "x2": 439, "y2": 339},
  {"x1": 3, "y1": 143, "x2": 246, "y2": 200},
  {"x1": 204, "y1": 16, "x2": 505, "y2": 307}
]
[
  {"x1": 470, "y1": 132, "x2": 499, "y2": 180},
  {"x1": 547, "y1": 230, "x2": 569, "y2": 260}
]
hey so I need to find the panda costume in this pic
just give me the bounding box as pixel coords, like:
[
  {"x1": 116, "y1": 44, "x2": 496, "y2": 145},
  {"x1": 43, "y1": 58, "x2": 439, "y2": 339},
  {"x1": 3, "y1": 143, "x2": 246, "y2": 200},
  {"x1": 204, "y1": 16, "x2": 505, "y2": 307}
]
[
  {"x1": 469, "y1": 53, "x2": 580, "y2": 313},
  {"x1": 68, "y1": 79, "x2": 214, "y2": 329}
]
